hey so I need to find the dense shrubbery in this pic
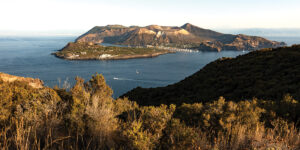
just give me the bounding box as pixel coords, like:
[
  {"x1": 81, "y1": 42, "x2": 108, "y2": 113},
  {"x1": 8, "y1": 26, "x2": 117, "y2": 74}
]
[{"x1": 0, "y1": 74, "x2": 299, "y2": 149}]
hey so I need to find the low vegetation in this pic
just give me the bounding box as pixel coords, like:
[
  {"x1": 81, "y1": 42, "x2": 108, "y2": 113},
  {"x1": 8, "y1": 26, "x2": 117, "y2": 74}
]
[
  {"x1": 54, "y1": 42, "x2": 170, "y2": 60},
  {"x1": 0, "y1": 74, "x2": 299, "y2": 149}
]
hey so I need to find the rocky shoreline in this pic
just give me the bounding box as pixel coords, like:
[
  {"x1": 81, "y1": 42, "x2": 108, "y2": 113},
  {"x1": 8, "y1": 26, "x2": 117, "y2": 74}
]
[{"x1": 54, "y1": 51, "x2": 172, "y2": 60}]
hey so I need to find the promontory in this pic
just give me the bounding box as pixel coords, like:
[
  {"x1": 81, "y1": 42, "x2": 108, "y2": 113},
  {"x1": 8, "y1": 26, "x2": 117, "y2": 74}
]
[{"x1": 54, "y1": 42, "x2": 171, "y2": 60}]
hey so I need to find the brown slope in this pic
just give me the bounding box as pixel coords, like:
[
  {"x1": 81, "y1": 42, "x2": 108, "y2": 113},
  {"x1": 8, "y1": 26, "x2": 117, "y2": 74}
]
[
  {"x1": 118, "y1": 27, "x2": 200, "y2": 46},
  {"x1": 75, "y1": 23, "x2": 286, "y2": 51},
  {"x1": 121, "y1": 45, "x2": 300, "y2": 106},
  {"x1": 181, "y1": 23, "x2": 232, "y2": 41},
  {"x1": 76, "y1": 24, "x2": 205, "y2": 45},
  {"x1": 76, "y1": 25, "x2": 135, "y2": 43},
  {"x1": 222, "y1": 34, "x2": 287, "y2": 50}
]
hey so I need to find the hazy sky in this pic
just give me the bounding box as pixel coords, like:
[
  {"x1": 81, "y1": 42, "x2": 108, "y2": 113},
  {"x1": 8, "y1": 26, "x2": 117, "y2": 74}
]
[{"x1": 1, "y1": 0, "x2": 300, "y2": 34}]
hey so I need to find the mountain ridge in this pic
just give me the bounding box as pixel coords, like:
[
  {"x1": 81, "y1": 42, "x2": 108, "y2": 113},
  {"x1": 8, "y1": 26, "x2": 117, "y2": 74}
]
[{"x1": 76, "y1": 23, "x2": 286, "y2": 51}]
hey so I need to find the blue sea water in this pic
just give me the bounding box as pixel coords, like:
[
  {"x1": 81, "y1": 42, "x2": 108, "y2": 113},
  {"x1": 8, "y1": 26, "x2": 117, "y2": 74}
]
[{"x1": 0, "y1": 36, "x2": 299, "y2": 97}]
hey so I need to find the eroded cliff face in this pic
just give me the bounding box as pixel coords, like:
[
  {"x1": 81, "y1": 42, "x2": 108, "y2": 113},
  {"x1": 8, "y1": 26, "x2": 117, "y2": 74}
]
[
  {"x1": 75, "y1": 23, "x2": 286, "y2": 51},
  {"x1": 0, "y1": 73, "x2": 44, "y2": 89}
]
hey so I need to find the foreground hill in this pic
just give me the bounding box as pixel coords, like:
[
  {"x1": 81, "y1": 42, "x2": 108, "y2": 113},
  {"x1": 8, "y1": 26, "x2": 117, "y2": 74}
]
[
  {"x1": 1, "y1": 73, "x2": 299, "y2": 149},
  {"x1": 76, "y1": 23, "x2": 286, "y2": 51},
  {"x1": 123, "y1": 45, "x2": 300, "y2": 106}
]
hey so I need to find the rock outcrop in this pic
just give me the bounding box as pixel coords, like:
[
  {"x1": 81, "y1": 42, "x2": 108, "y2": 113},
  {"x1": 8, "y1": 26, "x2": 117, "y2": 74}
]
[{"x1": 0, "y1": 73, "x2": 44, "y2": 89}]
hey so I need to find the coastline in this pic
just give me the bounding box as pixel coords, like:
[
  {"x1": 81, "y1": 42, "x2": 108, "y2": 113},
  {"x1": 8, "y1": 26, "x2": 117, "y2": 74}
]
[
  {"x1": 53, "y1": 51, "x2": 173, "y2": 60},
  {"x1": 53, "y1": 42, "x2": 174, "y2": 60}
]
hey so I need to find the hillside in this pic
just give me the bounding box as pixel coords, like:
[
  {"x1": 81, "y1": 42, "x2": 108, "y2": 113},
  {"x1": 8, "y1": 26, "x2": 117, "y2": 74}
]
[
  {"x1": 122, "y1": 45, "x2": 300, "y2": 106},
  {"x1": 76, "y1": 23, "x2": 286, "y2": 51},
  {"x1": 1, "y1": 73, "x2": 299, "y2": 149}
]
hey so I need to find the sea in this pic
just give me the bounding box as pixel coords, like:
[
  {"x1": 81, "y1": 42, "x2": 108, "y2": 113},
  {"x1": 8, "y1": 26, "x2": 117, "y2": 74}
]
[{"x1": 0, "y1": 36, "x2": 299, "y2": 98}]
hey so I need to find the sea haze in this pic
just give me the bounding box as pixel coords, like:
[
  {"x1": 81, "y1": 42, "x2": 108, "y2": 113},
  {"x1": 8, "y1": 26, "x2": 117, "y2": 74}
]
[{"x1": 0, "y1": 36, "x2": 299, "y2": 97}]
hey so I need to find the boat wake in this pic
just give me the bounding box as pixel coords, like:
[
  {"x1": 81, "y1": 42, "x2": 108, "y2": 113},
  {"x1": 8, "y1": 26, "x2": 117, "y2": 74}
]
[
  {"x1": 113, "y1": 77, "x2": 169, "y2": 84},
  {"x1": 113, "y1": 77, "x2": 136, "y2": 81}
]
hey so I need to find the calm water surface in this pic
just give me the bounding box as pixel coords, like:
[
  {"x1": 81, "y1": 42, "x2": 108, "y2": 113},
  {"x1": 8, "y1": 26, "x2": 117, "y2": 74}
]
[{"x1": 0, "y1": 36, "x2": 299, "y2": 97}]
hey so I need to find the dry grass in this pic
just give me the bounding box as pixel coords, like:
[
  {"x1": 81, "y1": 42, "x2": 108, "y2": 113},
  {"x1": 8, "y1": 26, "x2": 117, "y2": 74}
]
[{"x1": 0, "y1": 74, "x2": 299, "y2": 150}]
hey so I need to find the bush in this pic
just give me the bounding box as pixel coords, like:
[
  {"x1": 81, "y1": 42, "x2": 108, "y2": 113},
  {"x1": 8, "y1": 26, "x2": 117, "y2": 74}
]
[{"x1": 0, "y1": 75, "x2": 299, "y2": 149}]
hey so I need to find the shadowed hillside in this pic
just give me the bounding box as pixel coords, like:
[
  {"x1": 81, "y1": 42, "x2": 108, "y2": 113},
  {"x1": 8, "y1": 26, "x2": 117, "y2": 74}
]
[{"x1": 123, "y1": 45, "x2": 300, "y2": 106}]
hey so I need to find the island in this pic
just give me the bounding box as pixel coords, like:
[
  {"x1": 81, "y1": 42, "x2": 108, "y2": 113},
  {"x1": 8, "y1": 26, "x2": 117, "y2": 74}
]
[
  {"x1": 54, "y1": 42, "x2": 172, "y2": 60},
  {"x1": 75, "y1": 23, "x2": 286, "y2": 51},
  {"x1": 55, "y1": 23, "x2": 287, "y2": 60}
]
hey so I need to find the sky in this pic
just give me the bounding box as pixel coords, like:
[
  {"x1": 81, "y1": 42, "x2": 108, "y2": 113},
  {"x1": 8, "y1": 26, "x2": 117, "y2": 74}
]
[{"x1": 1, "y1": 0, "x2": 300, "y2": 35}]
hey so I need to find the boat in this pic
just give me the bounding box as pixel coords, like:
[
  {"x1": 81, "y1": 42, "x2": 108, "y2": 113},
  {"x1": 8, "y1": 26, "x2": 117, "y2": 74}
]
[
  {"x1": 136, "y1": 70, "x2": 139, "y2": 74},
  {"x1": 113, "y1": 77, "x2": 119, "y2": 80}
]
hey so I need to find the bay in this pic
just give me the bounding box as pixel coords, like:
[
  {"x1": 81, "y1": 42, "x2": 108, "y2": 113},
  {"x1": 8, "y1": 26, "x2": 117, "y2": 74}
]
[{"x1": 0, "y1": 36, "x2": 299, "y2": 97}]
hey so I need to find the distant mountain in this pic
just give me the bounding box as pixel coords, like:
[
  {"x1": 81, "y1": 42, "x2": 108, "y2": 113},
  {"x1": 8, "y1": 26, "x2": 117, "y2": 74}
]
[
  {"x1": 218, "y1": 28, "x2": 300, "y2": 37},
  {"x1": 122, "y1": 45, "x2": 300, "y2": 106},
  {"x1": 76, "y1": 23, "x2": 286, "y2": 51}
]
